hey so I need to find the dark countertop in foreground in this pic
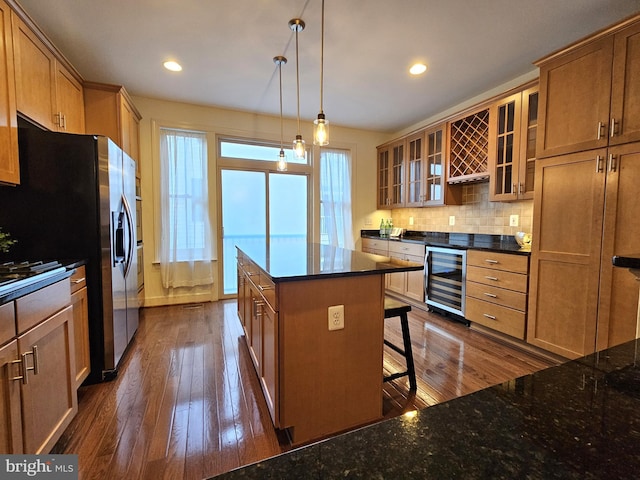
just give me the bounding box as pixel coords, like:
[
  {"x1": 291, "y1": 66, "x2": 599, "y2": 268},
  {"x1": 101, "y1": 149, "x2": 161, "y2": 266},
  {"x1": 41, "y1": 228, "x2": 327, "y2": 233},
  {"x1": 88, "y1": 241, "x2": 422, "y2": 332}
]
[
  {"x1": 362, "y1": 230, "x2": 529, "y2": 254},
  {"x1": 237, "y1": 242, "x2": 422, "y2": 282},
  {"x1": 212, "y1": 338, "x2": 640, "y2": 479}
]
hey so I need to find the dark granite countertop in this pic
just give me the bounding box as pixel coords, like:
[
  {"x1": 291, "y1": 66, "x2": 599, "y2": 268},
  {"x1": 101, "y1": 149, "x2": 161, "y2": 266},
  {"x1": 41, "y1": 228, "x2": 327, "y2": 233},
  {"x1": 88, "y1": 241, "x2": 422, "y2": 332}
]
[
  {"x1": 237, "y1": 242, "x2": 422, "y2": 282},
  {"x1": 362, "y1": 230, "x2": 529, "y2": 255},
  {"x1": 212, "y1": 339, "x2": 640, "y2": 479}
]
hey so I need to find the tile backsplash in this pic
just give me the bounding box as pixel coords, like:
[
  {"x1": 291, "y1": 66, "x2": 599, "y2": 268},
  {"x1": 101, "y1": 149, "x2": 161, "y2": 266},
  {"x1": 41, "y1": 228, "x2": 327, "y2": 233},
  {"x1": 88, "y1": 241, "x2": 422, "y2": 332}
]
[{"x1": 389, "y1": 183, "x2": 533, "y2": 235}]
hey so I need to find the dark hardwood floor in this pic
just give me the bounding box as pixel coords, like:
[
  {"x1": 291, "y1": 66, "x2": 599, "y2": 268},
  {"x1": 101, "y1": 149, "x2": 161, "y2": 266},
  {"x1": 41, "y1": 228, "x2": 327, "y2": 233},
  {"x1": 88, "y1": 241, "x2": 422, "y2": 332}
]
[{"x1": 53, "y1": 300, "x2": 557, "y2": 479}]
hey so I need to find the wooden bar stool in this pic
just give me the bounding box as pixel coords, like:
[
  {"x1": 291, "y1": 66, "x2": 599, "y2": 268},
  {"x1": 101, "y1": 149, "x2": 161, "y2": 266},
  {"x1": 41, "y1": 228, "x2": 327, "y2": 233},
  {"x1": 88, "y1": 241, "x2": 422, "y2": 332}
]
[{"x1": 383, "y1": 296, "x2": 417, "y2": 391}]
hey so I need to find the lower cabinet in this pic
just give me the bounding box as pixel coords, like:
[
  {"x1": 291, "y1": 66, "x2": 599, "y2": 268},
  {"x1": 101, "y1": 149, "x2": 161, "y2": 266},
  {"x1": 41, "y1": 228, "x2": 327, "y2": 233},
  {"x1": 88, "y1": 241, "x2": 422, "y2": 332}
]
[
  {"x1": 70, "y1": 266, "x2": 90, "y2": 388},
  {"x1": 0, "y1": 278, "x2": 77, "y2": 454},
  {"x1": 386, "y1": 241, "x2": 425, "y2": 302},
  {"x1": 465, "y1": 250, "x2": 529, "y2": 340},
  {"x1": 18, "y1": 305, "x2": 76, "y2": 454}
]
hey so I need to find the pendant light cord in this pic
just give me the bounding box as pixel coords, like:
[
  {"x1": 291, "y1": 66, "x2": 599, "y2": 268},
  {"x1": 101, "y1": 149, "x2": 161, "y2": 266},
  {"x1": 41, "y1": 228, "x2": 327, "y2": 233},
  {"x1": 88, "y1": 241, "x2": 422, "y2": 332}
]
[
  {"x1": 279, "y1": 61, "x2": 284, "y2": 149},
  {"x1": 319, "y1": 0, "x2": 324, "y2": 114},
  {"x1": 295, "y1": 27, "x2": 301, "y2": 134}
]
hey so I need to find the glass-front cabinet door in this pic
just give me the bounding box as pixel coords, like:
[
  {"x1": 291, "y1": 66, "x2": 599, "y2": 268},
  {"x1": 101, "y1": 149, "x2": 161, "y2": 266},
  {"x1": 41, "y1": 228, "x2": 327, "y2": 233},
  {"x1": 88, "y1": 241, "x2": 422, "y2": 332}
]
[
  {"x1": 489, "y1": 82, "x2": 538, "y2": 201},
  {"x1": 406, "y1": 132, "x2": 424, "y2": 207},
  {"x1": 377, "y1": 146, "x2": 390, "y2": 209},
  {"x1": 424, "y1": 125, "x2": 446, "y2": 206},
  {"x1": 390, "y1": 140, "x2": 405, "y2": 207}
]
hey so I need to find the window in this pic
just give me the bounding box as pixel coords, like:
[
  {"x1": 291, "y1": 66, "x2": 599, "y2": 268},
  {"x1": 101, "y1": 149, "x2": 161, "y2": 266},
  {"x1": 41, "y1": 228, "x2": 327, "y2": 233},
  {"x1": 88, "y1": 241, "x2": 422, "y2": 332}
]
[
  {"x1": 159, "y1": 128, "x2": 213, "y2": 288},
  {"x1": 320, "y1": 148, "x2": 353, "y2": 249}
]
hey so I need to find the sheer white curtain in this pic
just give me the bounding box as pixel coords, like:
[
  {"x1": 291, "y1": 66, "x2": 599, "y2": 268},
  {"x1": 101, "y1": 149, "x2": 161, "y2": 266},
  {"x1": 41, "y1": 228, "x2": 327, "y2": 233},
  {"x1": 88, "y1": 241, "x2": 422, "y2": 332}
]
[
  {"x1": 159, "y1": 129, "x2": 214, "y2": 288},
  {"x1": 320, "y1": 148, "x2": 354, "y2": 249}
]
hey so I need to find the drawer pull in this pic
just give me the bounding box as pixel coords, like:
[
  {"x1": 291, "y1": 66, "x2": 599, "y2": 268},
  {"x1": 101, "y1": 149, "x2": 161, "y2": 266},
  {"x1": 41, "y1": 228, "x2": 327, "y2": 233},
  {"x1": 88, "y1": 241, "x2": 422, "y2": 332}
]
[
  {"x1": 483, "y1": 292, "x2": 497, "y2": 298},
  {"x1": 483, "y1": 313, "x2": 497, "y2": 320},
  {"x1": 72, "y1": 277, "x2": 86, "y2": 284},
  {"x1": 484, "y1": 259, "x2": 498, "y2": 264},
  {"x1": 484, "y1": 276, "x2": 499, "y2": 281},
  {"x1": 258, "y1": 284, "x2": 273, "y2": 291}
]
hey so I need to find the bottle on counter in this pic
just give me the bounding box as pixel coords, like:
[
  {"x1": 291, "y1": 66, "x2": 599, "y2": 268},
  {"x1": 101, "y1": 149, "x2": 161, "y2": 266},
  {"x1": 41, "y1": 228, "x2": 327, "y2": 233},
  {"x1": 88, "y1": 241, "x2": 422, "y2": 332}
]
[{"x1": 379, "y1": 219, "x2": 385, "y2": 237}]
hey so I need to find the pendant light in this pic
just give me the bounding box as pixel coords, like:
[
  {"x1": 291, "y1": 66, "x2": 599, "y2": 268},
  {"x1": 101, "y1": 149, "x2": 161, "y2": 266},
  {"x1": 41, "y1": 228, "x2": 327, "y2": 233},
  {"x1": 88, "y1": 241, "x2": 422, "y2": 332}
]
[
  {"x1": 274, "y1": 55, "x2": 288, "y2": 172},
  {"x1": 289, "y1": 18, "x2": 306, "y2": 160},
  {"x1": 313, "y1": 0, "x2": 329, "y2": 146}
]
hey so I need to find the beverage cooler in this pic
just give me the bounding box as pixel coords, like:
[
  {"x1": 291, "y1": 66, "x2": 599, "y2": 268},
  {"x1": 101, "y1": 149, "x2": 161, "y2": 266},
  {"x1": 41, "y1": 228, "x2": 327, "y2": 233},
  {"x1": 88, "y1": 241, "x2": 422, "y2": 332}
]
[{"x1": 424, "y1": 246, "x2": 467, "y2": 319}]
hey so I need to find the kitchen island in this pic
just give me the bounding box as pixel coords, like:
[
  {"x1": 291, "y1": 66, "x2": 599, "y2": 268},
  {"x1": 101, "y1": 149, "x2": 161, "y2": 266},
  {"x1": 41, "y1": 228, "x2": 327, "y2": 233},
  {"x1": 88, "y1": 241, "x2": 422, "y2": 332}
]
[
  {"x1": 213, "y1": 336, "x2": 640, "y2": 479},
  {"x1": 236, "y1": 243, "x2": 423, "y2": 446}
]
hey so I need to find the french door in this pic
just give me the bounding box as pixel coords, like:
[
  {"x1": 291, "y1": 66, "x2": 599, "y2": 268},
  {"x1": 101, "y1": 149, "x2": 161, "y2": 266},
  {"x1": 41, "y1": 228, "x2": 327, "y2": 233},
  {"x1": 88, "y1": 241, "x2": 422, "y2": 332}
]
[{"x1": 220, "y1": 169, "x2": 308, "y2": 296}]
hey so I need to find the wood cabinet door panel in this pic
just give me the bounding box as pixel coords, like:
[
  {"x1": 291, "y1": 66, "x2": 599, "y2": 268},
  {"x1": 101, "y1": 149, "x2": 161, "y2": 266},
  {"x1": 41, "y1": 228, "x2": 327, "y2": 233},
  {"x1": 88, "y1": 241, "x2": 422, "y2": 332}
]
[
  {"x1": 596, "y1": 144, "x2": 640, "y2": 349},
  {"x1": 261, "y1": 302, "x2": 278, "y2": 426},
  {"x1": 610, "y1": 21, "x2": 640, "y2": 146},
  {"x1": 527, "y1": 150, "x2": 606, "y2": 358},
  {"x1": 55, "y1": 63, "x2": 84, "y2": 133},
  {"x1": 17, "y1": 305, "x2": 76, "y2": 453},
  {"x1": 537, "y1": 37, "x2": 613, "y2": 158},
  {"x1": 0, "y1": 339, "x2": 22, "y2": 453},
  {"x1": 71, "y1": 287, "x2": 90, "y2": 388},
  {"x1": 12, "y1": 13, "x2": 56, "y2": 130},
  {"x1": 0, "y1": 0, "x2": 18, "y2": 185}
]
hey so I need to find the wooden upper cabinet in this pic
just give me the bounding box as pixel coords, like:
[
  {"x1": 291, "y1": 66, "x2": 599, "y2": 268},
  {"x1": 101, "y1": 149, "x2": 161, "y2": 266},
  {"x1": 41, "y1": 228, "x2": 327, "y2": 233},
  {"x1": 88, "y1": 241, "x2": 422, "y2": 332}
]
[
  {"x1": 610, "y1": 19, "x2": 640, "y2": 146},
  {"x1": 536, "y1": 15, "x2": 640, "y2": 158},
  {"x1": 84, "y1": 82, "x2": 142, "y2": 171},
  {"x1": 405, "y1": 132, "x2": 424, "y2": 207},
  {"x1": 376, "y1": 139, "x2": 405, "y2": 209},
  {"x1": 0, "y1": 0, "x2": 18, "y2": 185},
  {"x1": 448, "y1": 106, "x2": 490, "y2": 183},
  {"x1": 488, "y1": 83, "x2": 539, "y2": 201},
  {"x1": 11, "y1": 10, "x2": 84, "y2": 133},
  {"x1": 54, "y1": 62, "x2": 85, "y2": 134}
]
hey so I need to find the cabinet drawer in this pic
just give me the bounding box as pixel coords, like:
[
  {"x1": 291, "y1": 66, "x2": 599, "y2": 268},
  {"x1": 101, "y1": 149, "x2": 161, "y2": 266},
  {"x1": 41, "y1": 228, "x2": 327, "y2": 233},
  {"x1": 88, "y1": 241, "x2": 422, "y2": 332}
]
[
  {"x1": 69, "y1": 265, "x2": 86, "y2": 294},
  {"x1": 466, "y1": 265, "x2": 528, "y2": 293},
  {"x1": 0, "y1": 302, "x2": 15, "y2": 345},
  {"x1": 15, "y1": 280, "x2": 70, "y2": 334},
  {"x1": 466, "y1": 281, "x2": 527, "y2": 311},
  {"x1": 466, "y1": 297, "x2": 526, "y2": 339},
  {"x1": 388, "y1": 241, "x2": 424, "y2": 257},
  {"x1": 362, "y1": 238, "x2": 389, "y2": 254},
  {"x1": 467, "y1": 250, "x2": 528, "y2": 273}
]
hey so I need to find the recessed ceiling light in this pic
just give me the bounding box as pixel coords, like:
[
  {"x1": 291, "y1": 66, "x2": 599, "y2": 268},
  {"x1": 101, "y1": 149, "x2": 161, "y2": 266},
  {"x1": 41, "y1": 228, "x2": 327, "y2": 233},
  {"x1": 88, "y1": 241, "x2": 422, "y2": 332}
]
[
  {"x1": 409, "y1": 63, "x2": 427, "y2": 75},
  {"x1": 163, "y1": 60, "x2": 182, "y2": 72}
]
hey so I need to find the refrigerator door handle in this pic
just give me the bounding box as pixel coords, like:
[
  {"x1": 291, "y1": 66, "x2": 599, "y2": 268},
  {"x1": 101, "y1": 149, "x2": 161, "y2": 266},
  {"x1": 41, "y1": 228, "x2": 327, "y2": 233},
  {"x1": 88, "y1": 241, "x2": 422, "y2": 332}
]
[
  {"x1": 121, "y1": 193, "x2": 135, "y2": 279},
  {"x1": 113, "y1": 211, "x2": 126, "y2": 265},
  {"x1": 424, "y1": 249, "x2": 431, "y2": 299}
]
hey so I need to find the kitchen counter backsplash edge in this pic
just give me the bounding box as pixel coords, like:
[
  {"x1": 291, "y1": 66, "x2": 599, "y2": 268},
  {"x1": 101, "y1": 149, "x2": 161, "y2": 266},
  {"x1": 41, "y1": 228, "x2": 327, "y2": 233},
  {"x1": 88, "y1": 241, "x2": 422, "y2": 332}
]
[{"x1": 361, "y1": 230, "x2": 528, "y2": 254}]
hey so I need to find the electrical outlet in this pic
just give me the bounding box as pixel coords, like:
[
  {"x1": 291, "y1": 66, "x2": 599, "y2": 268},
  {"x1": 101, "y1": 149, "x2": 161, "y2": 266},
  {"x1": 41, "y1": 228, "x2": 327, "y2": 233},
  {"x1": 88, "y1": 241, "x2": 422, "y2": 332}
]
[
  {"x1": 364, "y1": 217, "x2": 372, "y2": 226},
  {"x1": 449, "y1": 215, "x2": 455, "y2": 226},
  {"x1": 409, "y1": 216, "x2": 414, "y2": 226},
  {"x1": 509, "y1": 214, "x2": 519, "y2": 227},
  {"x1": 328, "y1": 305, "x2": 344, "y2": 331}
]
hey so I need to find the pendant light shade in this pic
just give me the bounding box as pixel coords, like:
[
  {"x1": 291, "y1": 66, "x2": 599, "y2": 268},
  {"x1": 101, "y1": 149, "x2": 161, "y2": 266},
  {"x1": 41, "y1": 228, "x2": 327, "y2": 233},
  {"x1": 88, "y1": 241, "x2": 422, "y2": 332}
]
[
  {"x1": 289, "y1": 18, "x2": 306, "y2": 160},
  {"x1": 274, "y1": 55, "x2": 287, "y2": 172},
  {"x1": 313, "y1": 0, "x2": 329, "y2": 146}
]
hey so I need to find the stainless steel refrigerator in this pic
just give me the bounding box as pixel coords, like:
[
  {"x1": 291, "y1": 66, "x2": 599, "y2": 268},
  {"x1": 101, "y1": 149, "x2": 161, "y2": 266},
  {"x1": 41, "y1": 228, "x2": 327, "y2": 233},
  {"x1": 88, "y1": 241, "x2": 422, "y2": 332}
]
[{"x1": 0, "y1": 121, "x2": 138, "y2": 383}]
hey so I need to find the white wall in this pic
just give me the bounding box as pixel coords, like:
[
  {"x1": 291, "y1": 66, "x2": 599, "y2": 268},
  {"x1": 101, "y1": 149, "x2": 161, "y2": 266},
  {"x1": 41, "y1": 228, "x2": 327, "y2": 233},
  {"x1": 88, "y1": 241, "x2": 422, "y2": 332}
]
[{"x1": 132, "y1": 96, "x2": 388, "y2": 306}]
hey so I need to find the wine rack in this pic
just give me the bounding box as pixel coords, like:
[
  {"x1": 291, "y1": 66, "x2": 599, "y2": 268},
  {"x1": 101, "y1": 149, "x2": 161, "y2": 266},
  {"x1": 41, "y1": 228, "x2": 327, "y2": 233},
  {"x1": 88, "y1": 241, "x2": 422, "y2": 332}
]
[{"x1": 448, "y1": 108, "x2": 490, "y2": 183}]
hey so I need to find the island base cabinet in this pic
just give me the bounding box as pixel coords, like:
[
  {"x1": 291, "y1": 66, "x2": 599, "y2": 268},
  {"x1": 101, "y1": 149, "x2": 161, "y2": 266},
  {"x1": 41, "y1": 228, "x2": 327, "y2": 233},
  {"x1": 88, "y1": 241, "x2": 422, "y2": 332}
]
[
  {"x1": 278, "y1": 275, "x2": 384, "y2": 445},
  {"x1": 18, "y1": 305, "x2": 77, "y2": 454}
]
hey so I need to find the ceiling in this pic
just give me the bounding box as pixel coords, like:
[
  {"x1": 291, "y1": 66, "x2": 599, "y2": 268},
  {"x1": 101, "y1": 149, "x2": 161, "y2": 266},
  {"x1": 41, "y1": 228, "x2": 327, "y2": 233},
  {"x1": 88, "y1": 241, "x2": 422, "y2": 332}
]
[{"x1": 15, "y1": 0, "x2": 640, "y2": 133}]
